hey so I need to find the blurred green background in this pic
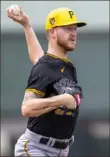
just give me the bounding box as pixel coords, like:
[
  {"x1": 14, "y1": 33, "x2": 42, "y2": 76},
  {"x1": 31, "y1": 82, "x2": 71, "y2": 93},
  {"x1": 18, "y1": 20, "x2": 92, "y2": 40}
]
[{"x1": 1, "y1": 1, "x2": 109, "y2": 156}]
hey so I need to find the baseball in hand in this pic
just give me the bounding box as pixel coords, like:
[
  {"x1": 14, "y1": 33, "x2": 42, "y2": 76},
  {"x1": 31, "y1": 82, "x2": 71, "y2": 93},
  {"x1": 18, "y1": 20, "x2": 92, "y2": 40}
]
[{"x1": 9, "y1": 5, "x2": 21, "y2": 16}]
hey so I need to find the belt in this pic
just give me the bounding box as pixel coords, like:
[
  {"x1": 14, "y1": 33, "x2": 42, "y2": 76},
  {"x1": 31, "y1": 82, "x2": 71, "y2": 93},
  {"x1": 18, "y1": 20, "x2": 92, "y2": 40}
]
[
  {"x1": 25, "y1": 129, "x2": 73, "y2": 149},
  {"x1": 39, "y1": 137, "x2": 73, "y2": 149}
]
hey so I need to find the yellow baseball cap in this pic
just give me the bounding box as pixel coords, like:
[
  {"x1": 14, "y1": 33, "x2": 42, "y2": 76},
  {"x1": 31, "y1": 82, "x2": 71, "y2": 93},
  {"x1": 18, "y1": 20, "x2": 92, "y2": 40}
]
[{"x1": 45, "y1": 8, "x2": 87, "y2": 30}]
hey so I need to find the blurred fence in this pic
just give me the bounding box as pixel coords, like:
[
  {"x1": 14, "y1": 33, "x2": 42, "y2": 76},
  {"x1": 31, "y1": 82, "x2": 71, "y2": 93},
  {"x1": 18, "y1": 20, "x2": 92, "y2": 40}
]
[{"x1": 1, "y1": 30, "x2": 109, "y2": 156}]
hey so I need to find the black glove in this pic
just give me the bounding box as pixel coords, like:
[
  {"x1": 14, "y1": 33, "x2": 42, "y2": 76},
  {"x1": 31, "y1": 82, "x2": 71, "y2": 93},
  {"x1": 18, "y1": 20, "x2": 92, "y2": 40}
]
[{"x1": 53, "y1": 78, "x2": 83, "y2": 106}]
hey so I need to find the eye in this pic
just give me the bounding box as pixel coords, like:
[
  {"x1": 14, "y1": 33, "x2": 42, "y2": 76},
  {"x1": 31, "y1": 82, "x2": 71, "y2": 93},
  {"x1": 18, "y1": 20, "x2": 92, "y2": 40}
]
[
  {"x1": 67, "y1": 26, "x2": 77, "y2": 31},
  {"x1": 74, "y1": 27, "x2": 77, "y2": 30},
  {"x1": 67, "y1": 27, "x2": 72, "y2": 30}
]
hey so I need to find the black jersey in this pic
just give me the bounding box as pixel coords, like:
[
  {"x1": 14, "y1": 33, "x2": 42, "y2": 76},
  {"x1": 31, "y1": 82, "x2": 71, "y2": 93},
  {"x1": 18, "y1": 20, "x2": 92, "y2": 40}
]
[{"x1": 26, "y1": 53, "x2": 79, "y2": 139}]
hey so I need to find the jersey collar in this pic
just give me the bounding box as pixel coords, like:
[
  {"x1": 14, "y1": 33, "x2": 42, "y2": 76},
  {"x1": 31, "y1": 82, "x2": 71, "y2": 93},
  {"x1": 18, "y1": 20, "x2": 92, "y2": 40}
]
[{"x1": 45, "y1": 53, "x2": 72, "y2": 64}]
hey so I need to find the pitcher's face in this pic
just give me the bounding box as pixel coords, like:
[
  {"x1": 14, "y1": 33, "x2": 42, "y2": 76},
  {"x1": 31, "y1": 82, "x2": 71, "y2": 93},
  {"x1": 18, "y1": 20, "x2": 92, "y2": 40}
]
[{"x1": 56, "y1": 24, "x2": 78, "y2": 51}]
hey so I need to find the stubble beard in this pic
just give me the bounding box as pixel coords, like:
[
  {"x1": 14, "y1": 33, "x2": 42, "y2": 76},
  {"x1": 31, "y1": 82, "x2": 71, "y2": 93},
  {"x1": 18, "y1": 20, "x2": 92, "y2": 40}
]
[{"x1": 57, "y1": 37, "x2": 74, "y2": 52}]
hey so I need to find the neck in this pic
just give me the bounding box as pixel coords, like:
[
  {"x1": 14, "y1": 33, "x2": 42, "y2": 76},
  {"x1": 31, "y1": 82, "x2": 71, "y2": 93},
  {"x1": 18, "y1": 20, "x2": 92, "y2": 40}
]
[{"x1": 47, "y1": 42, "x2": 68, "y2": 59}]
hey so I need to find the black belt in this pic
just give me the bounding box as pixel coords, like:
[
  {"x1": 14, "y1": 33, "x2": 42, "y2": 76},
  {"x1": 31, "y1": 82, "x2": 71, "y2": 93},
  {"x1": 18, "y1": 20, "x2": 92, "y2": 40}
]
[{"x1": 39, "y1": 137, "x2": 72, "y2": 149}]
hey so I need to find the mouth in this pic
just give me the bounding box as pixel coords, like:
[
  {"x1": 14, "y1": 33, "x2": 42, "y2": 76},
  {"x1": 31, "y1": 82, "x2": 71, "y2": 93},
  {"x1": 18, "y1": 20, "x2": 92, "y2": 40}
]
[
  {"x1": 68, "y1": 39, "x2": 76, "y2": 47},
  {"x1": 69, "y1": 39, "x2": 76, "y2": 44},
  {"x1": 69, "y1": 38, "x2": 76, "y2": 41},
  {"x1": 71, "y1": 38, "x2": 76, "y2": 41}
]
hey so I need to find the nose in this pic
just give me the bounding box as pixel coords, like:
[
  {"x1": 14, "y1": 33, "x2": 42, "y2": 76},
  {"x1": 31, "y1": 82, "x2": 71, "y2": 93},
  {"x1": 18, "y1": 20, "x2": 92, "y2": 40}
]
[{"x1": 70, "y1": 34, "x2": 77, "y2": 38}]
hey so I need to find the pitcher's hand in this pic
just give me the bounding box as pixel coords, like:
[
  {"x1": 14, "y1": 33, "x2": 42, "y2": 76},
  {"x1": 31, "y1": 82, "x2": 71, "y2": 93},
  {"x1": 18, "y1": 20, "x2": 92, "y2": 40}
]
[{"x1": 6, "y1": 5, "x2": 30, "y2": 28}]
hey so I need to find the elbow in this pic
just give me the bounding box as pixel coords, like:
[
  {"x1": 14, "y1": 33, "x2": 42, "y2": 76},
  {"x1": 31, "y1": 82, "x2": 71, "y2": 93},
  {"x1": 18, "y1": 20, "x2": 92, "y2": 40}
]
[{"x1": 21, "y1": 104, "x2": 30, "y2": 117}]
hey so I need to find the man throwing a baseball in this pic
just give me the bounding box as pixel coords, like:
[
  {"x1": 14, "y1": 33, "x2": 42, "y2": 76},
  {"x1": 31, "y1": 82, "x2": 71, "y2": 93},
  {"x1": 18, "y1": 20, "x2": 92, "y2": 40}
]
[{"x1": 7, "y1": 6, "x2": 86, "y2": 157}]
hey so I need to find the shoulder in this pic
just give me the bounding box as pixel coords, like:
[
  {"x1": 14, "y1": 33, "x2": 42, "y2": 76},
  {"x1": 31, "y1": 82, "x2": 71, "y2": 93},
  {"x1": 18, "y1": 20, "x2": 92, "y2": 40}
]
[
  {"x1": 29, "y1": 54, "x2": 56, "y2": 82},
  {"x1": 29, "y1": 63, "x2": 50, "y2": 81},
  {"x1": 32, "y1": 54, "x2": 59, "y2": 76},
  {"x1": 27, "y1": 62, "x2": 53, "y2": 88}
]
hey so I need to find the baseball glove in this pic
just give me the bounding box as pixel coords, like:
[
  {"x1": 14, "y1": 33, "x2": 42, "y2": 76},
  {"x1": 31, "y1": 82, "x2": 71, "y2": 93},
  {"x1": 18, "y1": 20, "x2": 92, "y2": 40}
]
[{"x1": 53, "y1": 78, "x2": 83, "y2": 106}]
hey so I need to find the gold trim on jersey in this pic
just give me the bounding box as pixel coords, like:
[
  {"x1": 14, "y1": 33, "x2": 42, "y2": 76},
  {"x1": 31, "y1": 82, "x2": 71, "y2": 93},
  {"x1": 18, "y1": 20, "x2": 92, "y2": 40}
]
[
  {"x1": 24, "y1": 140, "x2": 31, "y2": 157},
  {"x1": 45, "y1": 53, "x2": 72, "y2": 64},
  {"x1": 25, "y1": 88, "x2": 45, "y2": 97}
]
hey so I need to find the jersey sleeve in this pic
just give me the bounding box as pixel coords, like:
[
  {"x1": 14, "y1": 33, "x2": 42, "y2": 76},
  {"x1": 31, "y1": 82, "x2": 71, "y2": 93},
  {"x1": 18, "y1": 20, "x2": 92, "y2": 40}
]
[{"x1": 25, "y1": 63, "x2": 53, "y2": 97}]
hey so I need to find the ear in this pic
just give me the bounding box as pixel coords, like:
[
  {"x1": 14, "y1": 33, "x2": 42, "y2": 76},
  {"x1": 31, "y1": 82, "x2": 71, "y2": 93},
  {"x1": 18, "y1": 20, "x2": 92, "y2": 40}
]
[{"x1": 49, "y1": 28, "x2": 56, "y2": 38}]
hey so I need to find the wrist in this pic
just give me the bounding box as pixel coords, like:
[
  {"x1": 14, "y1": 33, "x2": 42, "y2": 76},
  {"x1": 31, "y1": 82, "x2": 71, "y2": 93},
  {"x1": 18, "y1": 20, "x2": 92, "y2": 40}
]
[{"x1": 23, "y1": 23, "x2": 32, "y2": 29}]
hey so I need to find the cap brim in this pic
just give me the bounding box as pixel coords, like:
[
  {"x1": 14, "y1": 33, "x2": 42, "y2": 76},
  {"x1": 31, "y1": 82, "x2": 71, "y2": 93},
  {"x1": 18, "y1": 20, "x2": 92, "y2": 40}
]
[
  {"x1": 57, "y1": 21, "x2": 87, "y2": 28},
  {"x1": 75, "y1": 22, "x2": 87, "y2": 27}
]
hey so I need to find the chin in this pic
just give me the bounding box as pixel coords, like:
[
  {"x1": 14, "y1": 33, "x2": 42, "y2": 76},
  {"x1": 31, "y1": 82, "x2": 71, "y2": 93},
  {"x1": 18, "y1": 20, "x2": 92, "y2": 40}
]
[
  {"x1": 68, "y1": 43, "x2": 76, "y2": 50},
  {"x1": 67, "y1": 46, "x2": 76, "y2": 51}
]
